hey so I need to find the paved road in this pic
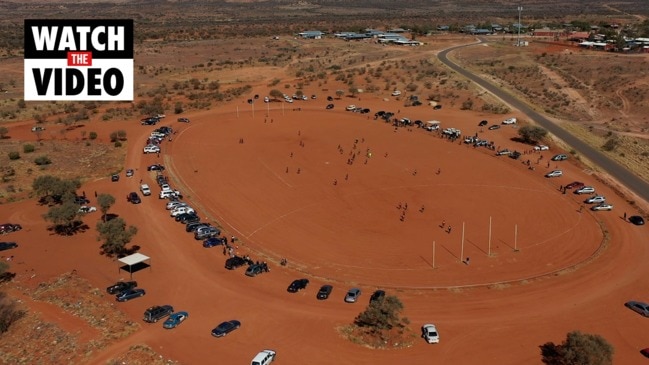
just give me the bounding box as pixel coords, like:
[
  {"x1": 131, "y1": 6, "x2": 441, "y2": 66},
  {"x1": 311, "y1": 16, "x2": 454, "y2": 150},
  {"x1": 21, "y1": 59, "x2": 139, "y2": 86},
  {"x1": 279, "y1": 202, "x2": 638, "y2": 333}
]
[{"x1": 437, "y1": 39, "x2": 649, "y2": 206}]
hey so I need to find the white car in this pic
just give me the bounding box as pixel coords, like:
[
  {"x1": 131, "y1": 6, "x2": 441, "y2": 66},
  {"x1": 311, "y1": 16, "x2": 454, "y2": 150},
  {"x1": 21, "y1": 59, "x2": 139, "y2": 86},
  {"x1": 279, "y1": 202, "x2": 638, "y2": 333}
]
[
  {"x1": 166, "y1": 201, "x2": 188, "y2": 210},
  {"x1": 422, "y1": 324, "x2": 440, "y2": 344},
  {"x1": 591, "y1": 203, "x2": 613, "y2": 211},
  {"x1": 143, "y1": 145, "x2": 160, "y2": 154},
  {"x1": 534, "y1": 145, "x2": 549, "y2": 151},
  {"x1": 160, "y1": 190, "x2": 181, "y2": 199},
  {"x1": 545, "y1": 170, "x2": 562, "y2": 178},
  {"x1": 285, "y1": 98, "x2": 293, "y2": 103},
  {"x1": 346, "y1": 105, "x2": 356, "y2": 111},
  {"x1": 585, "y1": 195, "x2": 605, "y2": 204},
  {"x1": 171, "y1": 206, "x2": 195, "y2": 217},
  {"x1": 140, "y1": 184, "x2": 151, "y2": 196},
  {"x1": 391, "y1": 90, "x2": 401, "y2": 96},
  {"x1": 263, "y1": 96, "x2": 270, "y2": 103},
  {"x1": 575, "y1": 186, "x2": 595, "y2": 195},
  {"x1": 502, "y1": 117, "x2": 517, "y2": 125},
  {"x1": 78, "y1": 206, "x2": 97, "y2": 213}
]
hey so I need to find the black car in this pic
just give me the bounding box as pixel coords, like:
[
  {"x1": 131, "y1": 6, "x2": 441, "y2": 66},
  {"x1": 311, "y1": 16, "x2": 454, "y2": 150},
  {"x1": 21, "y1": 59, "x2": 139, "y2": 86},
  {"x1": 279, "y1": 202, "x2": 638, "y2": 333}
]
[
  {"x1": 106, "y1": 280, "x2": 138, "y2": 295},
  {"x1": 73, "y1": 196, "x2": 90, "y2": 205},
  {"x1": 370, "y1": 290, "x2": 386, "y2": 304},
  {"x1": 147, "y1": 164, "x2": 165, "y2": 171},
  {"x1": 177, "y1": 117, "x2": 190, "y2": 123},
  {"x1": 287, "y1": 278, "x2": 309, "y2": 293},
  {"x1": 629, "y1": 216, "x2": 645, "y2": 226},
  {"x1": 143, "y1": 305, "x2": 174, "y2": 323},
  {"x1": 203, "y1": 237, "x2": 225, "y2": 248},
  {"x1": 433, "y1": 104, "x2": 442, "y2": 110},
  {"x1": 317, "y1": 285, "x2": 333, "y2": 300},
  {"x1": 478, "y1": 120, "x2": 488, "y2": 126},
  {"x1": 116, "y1": 288, "x2": 146, "y2": 302},
  {"x1": 186, "y1": 222, "x2": 209, "y2": 233},
  {"x1": 509, "y1": 151, "x2": 522, "y2": 160},
  {"x1": 225, "y1": 256, "x2": 249, "y2": 270},
  {"x1": 0, "y1": 242, "x2": 18, "y2": 251},
  {"x1": 0, "y1": 224, "x2": 22, "y2": 234},
  {"x1": 327, "y1": 96, "x2": 333, "y2": 101},
  {"x1": 326, "y1": 104, "x2": 334, "y2": 109},
  {"x1": 211, "y1": 320, "x2": 241, "y2": 337},
  {"x1": 111, "y1": 174, "x2": 120, "y2": 182},
  {"x1": 175, "y1": 213, "x2": 199, "y2": 223},
  {"x1": 127, "y1": 192, "x2": 141, "y2": 204}
]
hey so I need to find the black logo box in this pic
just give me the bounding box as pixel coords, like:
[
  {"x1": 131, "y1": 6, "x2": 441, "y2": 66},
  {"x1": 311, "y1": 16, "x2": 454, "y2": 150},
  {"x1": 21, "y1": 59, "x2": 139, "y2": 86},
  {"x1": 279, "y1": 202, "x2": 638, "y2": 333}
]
[{"x1": 24, "y1": 19, "x2": 133, "y2": 59}]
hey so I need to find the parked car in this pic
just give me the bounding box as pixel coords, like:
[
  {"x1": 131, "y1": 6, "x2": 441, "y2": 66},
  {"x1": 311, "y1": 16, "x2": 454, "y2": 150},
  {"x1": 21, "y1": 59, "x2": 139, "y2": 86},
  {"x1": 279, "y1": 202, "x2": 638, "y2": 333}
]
[
  {"x1": 641, "y1": 348, "x2": 649, "y2": 358},
  {"x1": 591, "y1": 203, "x2": 613, "y2": 211},
  {"x1": 326, "y1": 104, "x2": 334, "y2": 109},
  {"x1": 551, "y1": 154, "x2": 568, "y2": 161},
  {"x1": 78, "y1": 206, "x2": 97, "y2": 213},
  {"x1": 496, "y1": 149, "x2": 511, "y2": 156},
  {"x1": 125, "y1": 169, "x2": 134, "y2": 177},
  {"x1": 73, "y1": 196, "x2": 90, "y2": 205},
  {"x1": 345, "y1": 105, "x2": 356, "y2": 111},
  {"x1": 147, "y1": 164, "x2": 165, "y2": 171},
  {"x1": 545, "y1": 170, "x2": 563, "y2": 178},
  {"x1": 106, "y1": 280, "x2": 137, "y2": 295},
  {"x1": 116, "y1": 288, "x2": 146, "y2": 302},
  {"x1": 509, "y1": 151, "x2": 522, "y2": 160},
  {"x1": 629, "y1": 216, "x2": 645, "y2": 226},
  {"x1": 565, "y1": 181, "x2": 584, "y2": 189},
  {"x1": 317, "y1": 285, "x2": 333, "y2": 300},
  {"x1": 345, "y1": 288, "x2": 361, "y2": 303},
  {"x1": 111, "y1": 174, "x2": 120, "y2": 182},
  {"x1": 0, "y1": 224, "x2": 22, "y2": 234},
  {"x1": 31, "y1": 126, "x2": 45, "y2": 132},
  {"x1": 159, "y1": 190, "x2": 182, "y2": 200},
  {"x1": 140, "y1": 184, "x2": 151, "y2": 196},
  {"x1": 163, "y1": 311, "x2": 189, "y2": 329},
  {"x1": 171, "y1": 207, "x2": 195, "y2": 217},
  {"x1": 251, "y1": 350, "x2": 276, "y2": 365},
  {"x1": 478, "y1": 120, "x2": 488, "y2": 126},
  {"x1": 369, "y1": 290, "x2": 386, "y2": 304},
  {"x1": 143, "y1": 145, "x2": 160, "y2": 154},
  {"x1": 127, "y1": 192, "x2": 141, "y2": 204},
  {"x1": 166, "y1": 201, "x2": 187, "y2": 210},
  {"x1": 287, "y1": 278, "x2": 309, "y2": 293},
  {"x1": 211, "y1": 320, "x2": 241, "y2": 337},
  {"x1": 391, "y1": 90, "x2": 401, "y2": 96},
  {"x1": 0, "y1": 242, "x2": 18, "y2": 251},
  {"x1": 585, "y1": 196, "x2": 605, "y2": 204},
  {"x1": 186, "y1": 222, "x2": 208, "y2": 232},
  {"x1": 203, "y1": 237, "x2": 225, "y2": 248},
  {"x1": 625, "y1": 301, "x2": 649, "y2": 317},
  {"x1": 422, "y1": 324, "x2": 440, "y2": 344},
  {"x1": 245, "y1": 264, "x2": 264, "y2": 277},
  {"x1": 534, "y1": 145, "x2": 549, "y2": 151},
  {"x1": 225, "y1": 256, "x2": 249, "y2": 270},
  {"x1": 194, "y1": 226, "x2": 220, "y2": 240},
  {"x1": 143, "y1": 305, "x2": 174, "y2": 323},
  {"x1": 177, "y1": 213, "x2": 200, "y2": 224},
  {"x1": 488, "y1": 124, "x2": 500, "y2": 130},
  {"x1": 502, "y1": 117, "x2": 517, "y2": 125},
  {"x1": 177, "y1": 117, "x2": 190, "y2": 123},
  {"x1": 574, "y1": 186, "x2": 595, "y2": 195}
]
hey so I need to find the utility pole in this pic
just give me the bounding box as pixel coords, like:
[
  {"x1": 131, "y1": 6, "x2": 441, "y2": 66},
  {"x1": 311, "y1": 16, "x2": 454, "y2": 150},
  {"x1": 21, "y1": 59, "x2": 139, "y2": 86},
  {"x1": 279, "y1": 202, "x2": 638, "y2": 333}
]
[{"x1": 517, "y1": 5, "x2": 523, "y2": 46}]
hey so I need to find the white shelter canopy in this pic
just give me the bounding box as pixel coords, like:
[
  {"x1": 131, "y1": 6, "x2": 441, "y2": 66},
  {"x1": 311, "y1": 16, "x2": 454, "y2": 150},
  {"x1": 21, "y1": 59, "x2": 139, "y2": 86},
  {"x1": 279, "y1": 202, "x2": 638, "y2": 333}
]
[{"x1": 118, "y1": 253, "x2": 151, "y2": 279}]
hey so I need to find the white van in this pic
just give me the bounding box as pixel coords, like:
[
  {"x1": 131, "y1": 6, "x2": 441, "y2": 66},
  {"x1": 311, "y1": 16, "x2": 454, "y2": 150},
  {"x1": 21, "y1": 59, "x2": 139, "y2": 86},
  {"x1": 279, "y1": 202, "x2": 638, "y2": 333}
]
[
  {"x1": 251, "y1": 349, "x2": 276, "y2": 365},
  {"x1": 140, "y1": 184, "x2": 151, "y2": 196}
]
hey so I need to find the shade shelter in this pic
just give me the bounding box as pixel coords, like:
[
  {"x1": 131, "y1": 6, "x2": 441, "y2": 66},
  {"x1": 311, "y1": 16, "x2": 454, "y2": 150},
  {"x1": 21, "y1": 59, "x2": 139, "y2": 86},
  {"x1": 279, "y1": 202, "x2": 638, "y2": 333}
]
[{"x1": 118, "y1": 253, "x2": 151, "y2": 279}]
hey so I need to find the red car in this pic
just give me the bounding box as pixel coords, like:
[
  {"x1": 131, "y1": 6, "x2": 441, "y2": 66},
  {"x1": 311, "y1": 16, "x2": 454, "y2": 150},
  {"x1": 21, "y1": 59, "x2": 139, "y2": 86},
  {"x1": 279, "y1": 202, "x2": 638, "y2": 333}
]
[
  {"x1": 565, "y1": 181, "x2": 584, "y2": 189},
  {"x1": 641, "y1": 348, "x2": 649, "y2": 358}
]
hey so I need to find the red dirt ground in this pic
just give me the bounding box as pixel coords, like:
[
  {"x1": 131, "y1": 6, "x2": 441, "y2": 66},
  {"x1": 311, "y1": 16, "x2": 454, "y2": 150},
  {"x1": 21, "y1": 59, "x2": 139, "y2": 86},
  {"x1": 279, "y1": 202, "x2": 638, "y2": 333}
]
[{"x1": 2, "y1": 87, "x2": 648, "y2": 364}]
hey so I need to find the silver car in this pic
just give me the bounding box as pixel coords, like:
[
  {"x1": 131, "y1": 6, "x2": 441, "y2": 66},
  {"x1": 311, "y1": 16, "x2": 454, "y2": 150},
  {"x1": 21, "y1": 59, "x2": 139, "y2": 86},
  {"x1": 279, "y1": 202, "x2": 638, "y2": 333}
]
[
  {"x1": 585, "y1": 196, "x2": 605, "y2": 204},
  {"x1": 344, "y1": 288, "x2": 361, "y2": 303},
  {"x1": 591, "y1": 203, "x2": 613, "y2": 211},
  {"x1": 545, "y1": 170, "x2": 562, "y2": 178},
  {"x1": 574, "y1": 186, "x2": 595, "y2": 195}
]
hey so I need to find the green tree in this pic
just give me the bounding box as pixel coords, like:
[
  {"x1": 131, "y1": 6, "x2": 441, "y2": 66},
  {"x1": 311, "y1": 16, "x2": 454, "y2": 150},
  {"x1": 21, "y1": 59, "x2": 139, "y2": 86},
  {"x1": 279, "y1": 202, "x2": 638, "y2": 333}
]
[
  {"x1": 97, "y1": 193, "x2": 116, "y2": 222},
  {"x1": 32, "y1": 176, "x2": 79, "y2": 204},
  {"x1": 540, "y1": 331, "x2": 614, "y2": 365},
  {"x1": 0, "y1": 126, "x2": 8, "y2": 139},
  {"x1": 354, "y1": 295, "x2": 409, "y2": 332},
  {"x1": 43, "y1": 201, "x2": 81, "y2": 235},
  {"x1": 96, "y1": 218, "x2": 137, "y2": 257},
  {"x1": 518, "y1": 125, "x2": 548, "y2": 144},
  {"x1": 269, "y1": 89, "x2": 283, "y2": 100},
  {"x1": 348, "y1": 86, "x2": 358, "y2": 97}
]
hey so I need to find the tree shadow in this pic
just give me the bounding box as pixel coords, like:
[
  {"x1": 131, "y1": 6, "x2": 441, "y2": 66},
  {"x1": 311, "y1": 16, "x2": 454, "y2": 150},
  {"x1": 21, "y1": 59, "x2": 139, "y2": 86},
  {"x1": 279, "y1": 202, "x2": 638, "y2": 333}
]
[
  {"x1": 0, "y1": 272, "x2": 16, "y2": 283},
  {"x1": 102, "y1": 213, "x2": 120, "y2": 222},
  {"x1": 48, "y1": 221, "x2": 89, "y2": 236}
]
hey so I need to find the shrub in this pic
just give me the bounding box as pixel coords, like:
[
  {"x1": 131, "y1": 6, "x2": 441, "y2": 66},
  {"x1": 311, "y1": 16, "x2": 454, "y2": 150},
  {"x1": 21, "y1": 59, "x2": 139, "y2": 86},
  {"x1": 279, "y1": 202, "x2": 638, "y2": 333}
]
[
  {"x1": 114, "y1": 141, "x2": 122, "y2": 148},
  {"x1": 34, "y1": 155, "x2": 52, "y2": 165},
  {"x1": 540, "y1": 330, "x2": 613, "y2": 365},
  {"x1": 8, "y1": 152, "x2": 20, "y2": 160},
  {"x1": 89, "y1": 131, "x2": 97, "y2": 140},
  {"x1": 0, "y1": 292, "x2": 25, "y2": 333},
  {"x1": 23, "y1": 144, "x2": 35, "y2": 153}
]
